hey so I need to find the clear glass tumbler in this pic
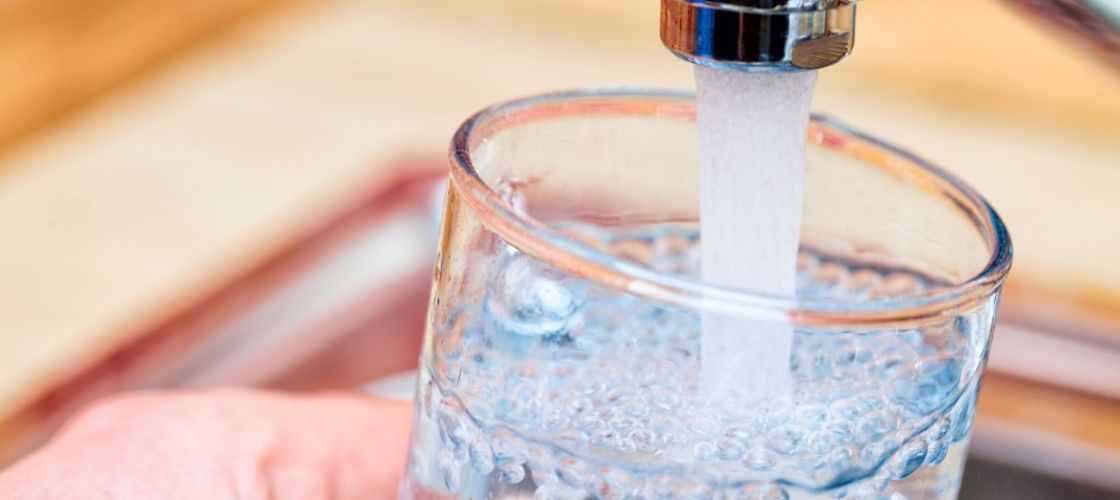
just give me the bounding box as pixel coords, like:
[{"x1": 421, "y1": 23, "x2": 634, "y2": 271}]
[{"x1": 402, "y1": 90, "x2": 1012, "y2": 499}]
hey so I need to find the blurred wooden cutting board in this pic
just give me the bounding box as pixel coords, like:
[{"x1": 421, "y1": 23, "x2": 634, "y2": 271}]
[{"x1": 0, "y1": 0, "x2": 1117, "y2": 421}]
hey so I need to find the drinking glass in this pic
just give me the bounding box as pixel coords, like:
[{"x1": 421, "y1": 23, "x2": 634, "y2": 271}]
[{"x1": 402, "y1": 90, "x2": 1012, "y2": 499}]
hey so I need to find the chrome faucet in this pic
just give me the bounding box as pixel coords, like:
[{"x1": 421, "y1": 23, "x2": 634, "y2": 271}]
[
  {"x1": 660, "y1": 0, "x2": 858, "y2": 71},
  {"x1": 661, "y1": 0, "x2": 1120, "y2": 72}
]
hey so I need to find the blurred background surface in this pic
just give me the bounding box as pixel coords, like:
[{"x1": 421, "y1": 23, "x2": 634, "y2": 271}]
[{"x1": 0, "y1": 0, "x2": 1117, "y2": 496}]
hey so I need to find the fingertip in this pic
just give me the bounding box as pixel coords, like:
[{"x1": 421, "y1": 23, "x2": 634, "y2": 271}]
[{"x1": 265, "y1": 391, "x2": 415, "y2": 498}]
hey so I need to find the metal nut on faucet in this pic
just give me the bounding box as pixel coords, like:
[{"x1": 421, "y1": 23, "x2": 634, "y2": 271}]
[{"x1": 661, "y1": 0, "x2": 858, "y2": 71}]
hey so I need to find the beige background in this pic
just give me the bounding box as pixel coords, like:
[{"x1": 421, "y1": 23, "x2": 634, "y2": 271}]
[{"x1": 0, "y1": 0, "x2": 1117, "y2": 417}]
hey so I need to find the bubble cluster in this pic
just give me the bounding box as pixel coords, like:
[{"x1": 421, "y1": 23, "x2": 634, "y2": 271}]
[
  {"x1": 409, "y1": 227, "x2": 987, "y2": 499},
  {"x1": 485, "y1": 254, "x2": 579, "y2": 338}
]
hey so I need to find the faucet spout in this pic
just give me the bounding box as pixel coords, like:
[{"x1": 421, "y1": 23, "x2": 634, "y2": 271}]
[{"x1": 660, "y1": 0, "x2": 859, "y2": 71}]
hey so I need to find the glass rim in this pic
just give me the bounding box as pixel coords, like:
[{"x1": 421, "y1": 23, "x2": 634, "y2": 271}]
[{"x1": 448, "y1": 88, "x2": 1012, "y2": 327}]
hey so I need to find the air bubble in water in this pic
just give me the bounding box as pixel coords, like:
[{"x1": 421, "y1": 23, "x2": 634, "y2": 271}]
[
  {"x1": 672, "y1": 481, "x2": 713, "y2": 500},
  {"x1": 437, "y1": 448, "x2": 461, "y2": 491},
  {"x1": 556, "y1": 461, "x2": 592, "y2": 488},
  {"x1": 926, "y1": 440, "x2": 949, "y2": 466},
  {"x1": 766, "y1": 424, "x2": 805, "y2": 454},
  {"x1": 814, "y1": 445, "x2": 857, "y2": 485},
  {"x1": 486, "y1": 254, "x2": 578, "y2": 338},
  {"x1": 949, "y1": 390, "x2": 978, "y2": 442},
  {"x1": 807, "y1": 427, "x2": 851, "y2": 455},
  {"x1": 533, "y1": 478, "x2": 586, "y2": 500},
  {"x1": 592, "y1": 470, "x2": 631, "y2": 500},
  {"x1": 889, "y1": 358, "x2": 958, "y2": 417},
  {"x1": 859, "y1": 411, "x2": 899, "y2": 440},
  {"x1": 468, "y1": 439, "x2": 495, "y2": 474},
  {"x1": 629, "y1": 429, "x2": 656, "y2": 452},
  {"x1": 694, "y1": 441, "x2": 718, "y2": 460},
  {"x1": 923, "y1": 417, "x2": 951, "y2": 465},
  {"x1": 741, "y1": 482, "x2": 790, "y2": 500},
  {"x1": 744, "y1": 446, "x2": 777, "y2": 471},
  {"x1": 891, "y1": 438, "x2": 928, "y2": 479},
  {"x1": 716, "y1": 439, "x2": 746, "y2": 461},
  {"x1": 498, "y1": 461, "x2": 526, "y2": 484}
]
